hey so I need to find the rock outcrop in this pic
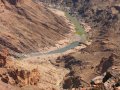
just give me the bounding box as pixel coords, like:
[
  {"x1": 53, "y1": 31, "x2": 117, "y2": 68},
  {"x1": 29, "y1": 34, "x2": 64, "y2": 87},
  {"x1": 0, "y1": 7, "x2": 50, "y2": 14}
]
[
  {"x1": 0, "y1": 49, "x2": 40, "y2": 88},
  {"x1": 44, "y1": 0, "x2": 120, "y2": 89}
]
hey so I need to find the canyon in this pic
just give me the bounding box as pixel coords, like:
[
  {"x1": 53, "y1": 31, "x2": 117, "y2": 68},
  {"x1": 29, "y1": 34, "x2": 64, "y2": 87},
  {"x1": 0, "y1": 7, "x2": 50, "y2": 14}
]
[{"x1": 0, "y1": 0, "x2": 120, "y2": 90}]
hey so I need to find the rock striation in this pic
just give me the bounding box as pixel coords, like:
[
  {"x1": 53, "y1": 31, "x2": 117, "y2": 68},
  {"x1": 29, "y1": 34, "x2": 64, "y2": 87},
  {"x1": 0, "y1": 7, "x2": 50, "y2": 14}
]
[{"x1": 0, "y1": 0, "x2": 70, "y2": 54}]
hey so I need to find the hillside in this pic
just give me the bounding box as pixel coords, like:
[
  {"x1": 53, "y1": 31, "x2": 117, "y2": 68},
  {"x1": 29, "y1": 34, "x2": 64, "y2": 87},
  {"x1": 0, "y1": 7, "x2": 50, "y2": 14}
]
[
  {"x1": 0, "y1": 0, "x2": 71, "y2": 54},
  {"x1": 44, "y1": 0, "x2": 120, "y2": 89},
  {"x1": 0, "y1": 0, "x2": 75, "y2": 90},
  {"x1": 0, "y1": 0, "x2": 120, "y2": 90}
]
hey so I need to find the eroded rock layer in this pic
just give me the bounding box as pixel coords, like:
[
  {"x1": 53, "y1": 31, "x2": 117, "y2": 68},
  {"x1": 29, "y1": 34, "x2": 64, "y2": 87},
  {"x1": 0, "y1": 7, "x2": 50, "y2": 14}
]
[{"x1": 0, "y1": 0, "x2": 70, "y2": 54}]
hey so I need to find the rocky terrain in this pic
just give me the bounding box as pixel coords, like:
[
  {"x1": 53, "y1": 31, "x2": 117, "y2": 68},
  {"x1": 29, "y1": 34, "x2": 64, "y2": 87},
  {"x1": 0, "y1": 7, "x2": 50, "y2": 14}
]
[
  {"x1": 0, "y1": 0, "x2": 120, "y2": 90},
  {"x1": 0, "y1": 0, "x2": 73, "y2": 90},
  {"x1": 0, "y1": 48, "x2": 69, "y2": 90},
  {"x1": 46, "y1": 0, "x2": 120, "y2": 89},
  {"x1": 0, "y1": 0, "x2": 71, "y2": 54},
  {"x1": 0, "y1": 48, "x2": 40, "y2": 90}
]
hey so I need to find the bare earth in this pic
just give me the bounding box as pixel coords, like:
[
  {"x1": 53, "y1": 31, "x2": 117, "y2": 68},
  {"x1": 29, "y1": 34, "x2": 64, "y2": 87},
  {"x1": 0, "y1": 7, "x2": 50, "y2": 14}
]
[
  {"x1": 0, "y1": 0, "x2": 93, "y2": 90},
  {"x1": 0, "y1": 0, "x2": 71, "y2": 54},
  {"x1": 0, "y1": 0, "x2": 90, "y2": 90}
]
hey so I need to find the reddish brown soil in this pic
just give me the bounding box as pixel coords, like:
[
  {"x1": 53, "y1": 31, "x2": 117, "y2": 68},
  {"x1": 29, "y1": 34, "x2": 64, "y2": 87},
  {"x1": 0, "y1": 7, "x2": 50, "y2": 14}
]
[
  {"x1": 0, "y1": 0, "x2": 70, "y2": 54},
  {"x1": 49, "y1": 0, "x2": 120, "y2": 89},
  {"x1": 0, "y1": 48, "x2": 40, "y2": 89}
]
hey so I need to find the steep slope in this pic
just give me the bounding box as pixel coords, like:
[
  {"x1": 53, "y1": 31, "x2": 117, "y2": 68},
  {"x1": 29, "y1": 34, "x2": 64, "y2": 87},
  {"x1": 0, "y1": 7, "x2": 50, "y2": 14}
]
[
  {"x1": 0, "y1": 0, "x2": 70, "y2": 54},
  {"x1": 59, "y1": 0, "x2": 120, "y2": 72},
  {"x1": 69, "y1": 0, "x2": 120, "y2": 53},
  {"x1": 45, "y1": 0, "x2": 120, "y2": 89},
  {"x1": 0, "y1": 48, "x2": 69, "y2": 90}
]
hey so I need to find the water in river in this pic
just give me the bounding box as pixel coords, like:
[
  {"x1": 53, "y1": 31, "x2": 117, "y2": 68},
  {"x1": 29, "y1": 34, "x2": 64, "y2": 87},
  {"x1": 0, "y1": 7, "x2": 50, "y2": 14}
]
[{"x1": 47, "y1": 41, "x2": 80, "y2": 54}]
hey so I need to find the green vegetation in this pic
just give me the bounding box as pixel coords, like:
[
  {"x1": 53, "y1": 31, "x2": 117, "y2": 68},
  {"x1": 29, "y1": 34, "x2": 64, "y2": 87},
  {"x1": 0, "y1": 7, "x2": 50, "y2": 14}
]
[
  {"x1": 65, "y1": 12, "x2": 85, "y2": 36},
  {"x1": 65, "y1": 12, "x2": 88, "y2": 42}
]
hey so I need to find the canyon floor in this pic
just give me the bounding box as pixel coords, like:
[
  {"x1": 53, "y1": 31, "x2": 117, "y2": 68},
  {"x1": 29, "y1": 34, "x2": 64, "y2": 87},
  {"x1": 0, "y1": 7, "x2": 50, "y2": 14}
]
[
  {"x1": 0, "y1": 0, "x2": 120, "y2": 90},
  {"x1": 0, "y1": 0, "x2": 87, "y2": 90}
]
